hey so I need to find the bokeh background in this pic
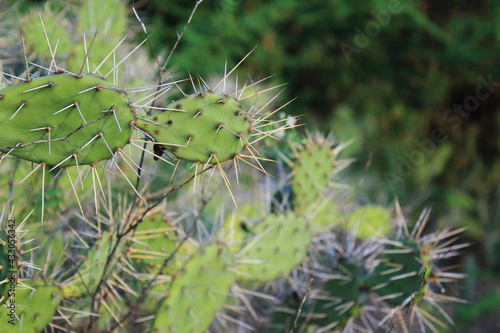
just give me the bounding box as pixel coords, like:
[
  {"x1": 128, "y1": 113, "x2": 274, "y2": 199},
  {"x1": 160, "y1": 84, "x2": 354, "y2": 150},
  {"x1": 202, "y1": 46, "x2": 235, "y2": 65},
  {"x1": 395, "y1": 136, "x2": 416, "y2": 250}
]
[{"x1": 4, "y1": 0, "x2": 500, "y2": 331}]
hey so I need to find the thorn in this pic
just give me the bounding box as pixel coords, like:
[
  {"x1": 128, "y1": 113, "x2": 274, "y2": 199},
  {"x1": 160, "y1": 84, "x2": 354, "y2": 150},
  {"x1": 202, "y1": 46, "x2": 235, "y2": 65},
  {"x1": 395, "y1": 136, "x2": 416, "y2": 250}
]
[
  {"x1": 22, "y1": 82, "x2": 56, "y2": 93},
  {"x1": 10, "y1": 101, "x2": 28, "y2": 120}
]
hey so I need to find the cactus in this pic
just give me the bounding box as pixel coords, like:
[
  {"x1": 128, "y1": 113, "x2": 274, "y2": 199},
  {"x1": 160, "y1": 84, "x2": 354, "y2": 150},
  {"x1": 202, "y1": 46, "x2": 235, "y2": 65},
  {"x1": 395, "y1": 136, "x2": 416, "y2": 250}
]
[
  {"x1": 235, "y1": 212, "x2": 310, "y2": 282},
  {"x1": 0, "y1": 1, "x2": 469, "y2": 332},
  {"x1": 289, "y1": 132, "x2": 351, "y2": 214},
  {"x1": 136, "y1": 92, "x2": 253, "y2": 164},
  {"x1": 0, "y1": 277, "x2": 61, "y2": 332},
  {"x1": 0, "y1": 217, "x2": 31, "y2": 306},
  {"x1": 59, "y1": 230, "x2": 120, "y2": 298},
  {"x1": 127, "y1": 212, "x2": 182, "y2": 278},
  {"x1": 343, "y1": 205, "x2": 392, "y2": 240},
  {"x1": 0, "y1": 74, "x2": 135, "y2": 166}
]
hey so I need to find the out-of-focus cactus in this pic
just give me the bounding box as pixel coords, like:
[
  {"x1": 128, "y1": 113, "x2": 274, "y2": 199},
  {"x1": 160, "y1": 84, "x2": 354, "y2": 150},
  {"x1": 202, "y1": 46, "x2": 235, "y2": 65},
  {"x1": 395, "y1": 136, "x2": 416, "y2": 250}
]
[
  {"x1": 152, "y1": 244, "x2": 235, "y2": 333},
  {"x1": 235, "y1": 212, "x2": 310, "y2": 282},
  {"x1": 0, "y1": 277, "x2": 61, "y2": 332}
]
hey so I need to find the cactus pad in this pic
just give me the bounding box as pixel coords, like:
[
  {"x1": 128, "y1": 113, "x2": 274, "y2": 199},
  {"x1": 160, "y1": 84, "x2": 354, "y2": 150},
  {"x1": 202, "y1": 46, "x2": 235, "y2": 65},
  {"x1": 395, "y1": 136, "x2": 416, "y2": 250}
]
[
  {"x1": 0, "y1": 74, "x2": 135, "y2": 166},
  {"x1": 137, "y1": 92, "x2": 252, "y2": 164},
  {"x1": 236, "y1": 213, "x2": 310, "y2": 282},
  {"x1": 152, "y1": 244, "x2": 234, "y2": 333},
  {"x1": 370, "y1": 240, "x2": 430, "y2": 306},
  {"x1": 0, "y1": 277, "x2": 61, "y2": 332},
  {"x1": 290, "y1": 134, "x2": 347, "y2": 214},
  {"x1": 343, "y1": 205, "x2": 392, "y2": 239}
]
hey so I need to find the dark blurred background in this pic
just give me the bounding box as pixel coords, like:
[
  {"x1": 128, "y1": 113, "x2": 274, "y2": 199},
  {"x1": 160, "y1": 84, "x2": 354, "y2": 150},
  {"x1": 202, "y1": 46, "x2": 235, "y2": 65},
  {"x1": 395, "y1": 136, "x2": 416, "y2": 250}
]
[{"x1": 6, "y1": 0, "x2": 500, "y2": 331}]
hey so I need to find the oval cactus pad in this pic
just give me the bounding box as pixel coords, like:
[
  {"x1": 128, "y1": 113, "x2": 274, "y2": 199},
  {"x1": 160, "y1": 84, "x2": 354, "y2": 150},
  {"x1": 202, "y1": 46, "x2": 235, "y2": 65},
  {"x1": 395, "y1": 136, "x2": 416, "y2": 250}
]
[{"x1": 0, "y1": 74, "x2": 135, "y2": 166}]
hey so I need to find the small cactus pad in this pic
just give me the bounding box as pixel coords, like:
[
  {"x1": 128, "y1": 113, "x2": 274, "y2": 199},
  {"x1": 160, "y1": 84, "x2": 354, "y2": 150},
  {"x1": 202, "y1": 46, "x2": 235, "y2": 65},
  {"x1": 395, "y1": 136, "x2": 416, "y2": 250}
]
[
  {"x1": 370, "y1": 240, "x2": 430, "y2": 306},
  {"x1": 152, "y1": 244, "x2": 234, "y2": 333},
  {"x1": 236, "y1": 213, "x2": 310, "y2": 282},
  {"x1": 343, "y1": 205, "x2": 392, "y2": 239},
  {"x1": 137, "y1": 92, "x2": 252, "y2": 164},
  {"x1": 218, "y1": 204, "x2": 262, "y2": 254},
  {"x1": 0, "y1": 74, "x2": 135, "y2": 166},
  {"x1": 0, "y1": 277, "x2": 61, "y2": 332},
  {"x1": 291, "y1": 136, "x2": 340, "y2": 214}
]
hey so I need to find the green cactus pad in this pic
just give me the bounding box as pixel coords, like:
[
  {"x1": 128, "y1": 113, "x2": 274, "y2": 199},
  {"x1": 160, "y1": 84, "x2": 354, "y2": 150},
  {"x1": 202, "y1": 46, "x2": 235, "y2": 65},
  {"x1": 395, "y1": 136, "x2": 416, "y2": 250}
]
[
  {"x1": 152, "y1": 244, "x2": 234, "y2": 333},
  {"x1": 0, "y1": 277, "x2": 61, "y2": 332},
  {"x1": 236, "y1": 213, "x2": 310, "y2": 282},
  {"x1": 128, "y1": 213, "x2": 179, "y2": 276},
  {"x1": 291, "y1": 137, "x2": 339, "y2": 214},
  {"x1": 343, "y1": 205, "x2": 392, "y2": 240},
  {"x1": 0, "y1": 222, "x2": 25, "y2": 305},
  {"x1": 0, "y1": 74, "x2": 135, "y2": 166},
  {"x1": 219, "y1": 204, "x2": 262, "y2": 254},
  {"x1": 137, "y1": 92, "x2": 252, "y2": 164}
]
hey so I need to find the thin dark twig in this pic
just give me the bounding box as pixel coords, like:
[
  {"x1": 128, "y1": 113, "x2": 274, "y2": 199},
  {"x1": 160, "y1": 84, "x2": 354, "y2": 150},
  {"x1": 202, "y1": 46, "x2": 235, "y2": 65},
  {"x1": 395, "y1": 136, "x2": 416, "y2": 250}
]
[
  {"x1": 290, "y1": 278, "x2": 313, "y2": 333},
  {"x1": 160, "y1": 0, "x2": 204, "y2": 75}
]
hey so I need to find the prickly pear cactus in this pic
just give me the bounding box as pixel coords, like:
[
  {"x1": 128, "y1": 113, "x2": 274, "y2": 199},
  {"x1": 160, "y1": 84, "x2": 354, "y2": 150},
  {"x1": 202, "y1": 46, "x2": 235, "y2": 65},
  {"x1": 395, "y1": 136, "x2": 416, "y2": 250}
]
[
  {"x1": 128, "y1": 212, "x2": 179, "y2": 276},
  {"x1": 236, "y1": 213, "x2": 310, "y2": 282},
  {"x1": 136, "y1": 92, "x2": 252, "y2": 164},
  {"x1": 152, "y1": 243, "x2": 235, "y2": 333},
  {"x1": 0, "y1": 73, "x2": 135, "y2": 166}
]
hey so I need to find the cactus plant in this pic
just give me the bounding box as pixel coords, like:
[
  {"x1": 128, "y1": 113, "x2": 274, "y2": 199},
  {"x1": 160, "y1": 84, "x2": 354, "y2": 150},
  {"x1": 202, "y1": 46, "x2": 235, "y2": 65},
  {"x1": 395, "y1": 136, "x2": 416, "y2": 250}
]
[
  {"x1": 0, "y1": 277, "x2": 61, "y2": 332},
  {"x1": 152, "y1": 243, "x2": 235, "y2": 333},
  {"x1": 0, "y1": 1, "x2": 470, "y2": 333},
  {"x1": 235, "y1": 212, "x2": 310, "y2": 282}
]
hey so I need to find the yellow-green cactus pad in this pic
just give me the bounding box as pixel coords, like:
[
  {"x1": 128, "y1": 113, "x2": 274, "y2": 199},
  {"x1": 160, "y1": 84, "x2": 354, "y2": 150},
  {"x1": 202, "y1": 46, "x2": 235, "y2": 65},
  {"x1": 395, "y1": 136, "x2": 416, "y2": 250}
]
[{"x1": 152, "y1": 244, "x2": 234, "y2": 333}]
